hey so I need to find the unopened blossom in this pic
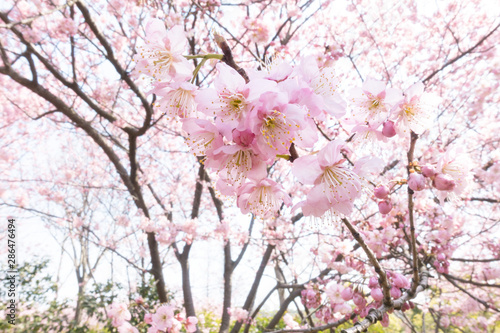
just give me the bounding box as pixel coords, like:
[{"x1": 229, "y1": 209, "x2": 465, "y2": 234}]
[
  {"x1": 283, "y1": 314, "x2": 300, "y2": 329},
  {"x1": 349, "y1": 79, "x2": 402, "y2": 127},
  {"x1": 374, "y1": 185, "x2": 390, "y2": 199},
  {"x1": 421, "y1": 165, "x2": 436, "y2": 178},
  {"x1": 382, "y1": 120, "x2": 397, "y2": 137},
  {"x1": 408, "y1": 172, "x2": 426, "y2": 191},
  {"x1": 153, "y1": 81, "x2": 197, "y2": 119},
  {"x1": 237, "y1": 178, "x2": 292, "y2": 218},
  {"x1": 341, "y1": 286, "x2": 354, "y2": 301},
  {"x1": 378, "y1": 200, "x2": 392, "y2": 214},
  {"x1": 433, "y1": 173, "x2": 456, "y2": 191},
  {"x1": 292, "y1": 140, "x2": 363, "y2": 217},
  {"x1": 371, "y1": 288, "x2": 383, "y2": 302},
  {"x1": 134, "y1": 21, "x2": 193, "y2": 82},
  {"x1": 391, "y1": 82, "x2": 440, "y2": 135}
]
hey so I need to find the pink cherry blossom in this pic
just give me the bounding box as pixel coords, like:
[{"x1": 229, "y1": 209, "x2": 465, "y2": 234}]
[
  {"x1": 378, "y1": 200, "x2": 392, "y2": 214},
  {"x1": 237, "y1": 178, "x2": 292, "y2": 219},
  {"x1": 134, "y1": 21, "x2": 193, "y2": 82},
  {"x1": 349, "y1": 79, "x2": 402, "y2": 127},
  {"x1": 382, "y1": 120, "x2": 397, "y2": 137},
  {"x1": 107, "y1": 303, "x2": 131, "y2": 328},
  {"x1": 374, "y1": 184, "x2": 390, "y2": 199},
  {"x1": 153, "y1": 81, "x2": 198, "y2": 119},
  {"x1": 391, "y1": 82, "x2": 440, "y2": 135},
  {"x1": 185, "y1": 316, "x2": 198, "y2": 333},
  {"x1": 292, "y1": 140, "x2": 363, "y2": 217}
]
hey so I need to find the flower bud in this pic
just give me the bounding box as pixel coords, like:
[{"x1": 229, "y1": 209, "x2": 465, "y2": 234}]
[
  {"x1": 437, "y1": 253, "x2": 446, "y2": 261},
  {"x1": 408, "y1": 173, "x2": 426, "y2": 191},
  {"x1": 341, "y1": 287, "x2": 354, "y2": 301},
  {"x1": 368, "y1": 276, "x2": 379, "y2": 289},
  {"x1": 421, "y1": 165, "x2": 436, "y2": 178},
  {"x1": 378, "y1": 200, "x2": 393, "y2": 214},
  {"x1": 382, "y1": 120, "x2": 397, "y2": 137},
  {"x1": 374, "y1": 185, "x2": 390, "y2": 199},
  {"x1": 390, "y1": 286, "x2": 402, "y2": 299},
  {"x1": 432, "y1": 173, "x2": 456, "y2": 191},
  {"x1": 371, "y1": 288, "x2": 383, "y2": 302}
]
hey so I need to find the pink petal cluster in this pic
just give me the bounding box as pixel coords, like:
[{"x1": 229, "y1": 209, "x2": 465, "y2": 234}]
[{"x1": 292, "y1": 140, "x2": 362, "y2": 217}]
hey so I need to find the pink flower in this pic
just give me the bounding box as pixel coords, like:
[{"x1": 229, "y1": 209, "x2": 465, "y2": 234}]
[
  {"x1": 185, "y1": 316, "x2": 198, "y2": 333},
  {"x1": 152, "y1": 305, "x2": 175, "y2": 332},
  {"x1": 349, "y1": 79, "x2": 402, "y2": 127},
  {"x1": 408, "y1": 173, "x2": 426, "y2": 191},
  {"x1": 237, "y1": 178, "x2": 292, "y2": 218},
  {"x1": 391, "y1": 82, "x2": 440, "y2": 135},
  {"x1": 248, "y1": 91, "x2": 304, "y2": 159},
  {"x1": 182, "y1": 119, "x2": 223, "y2": 156},
  {"x1": 390, "y1": 286, "x2": 402, "y2": 299},
  {"x1": 294, "y1": 56, "x2": 346, "y2": 118},
  {"x1": 434, "y1": 148, "x2": 473, "y2": 202},
  {"x1": 134, "y1": 21, "x2": 193, "y2": 82},
  {"x1": 107, "y1": 303, "x2": 131, "y2": 328},
  {"x1": 118, "y1": 322, "x2": 139, "y2": 333},
  {"x1": 195, "y1": 63, "x2": 276, "y2": 137},
  {"x1": 153, "y1": 81, "x2": 197, "y2": 119},
  {"x1": 292, "y1": 140, "x2": 363, "y2": 217},
  {"x1": 326, "y1": 283, "x2": 345, "y2": 304}
]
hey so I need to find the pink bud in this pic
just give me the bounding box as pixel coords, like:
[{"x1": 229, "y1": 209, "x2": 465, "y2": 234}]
[
  {"x1": 392, "y1": 273, "x2": 410, "y2": 289},
  {"x1": 401, "y1": 302, "x2": 410, "y2": 312},
  {"x1": 381, "y1": 313, "x2": 390, "y2": 327},
  {"x1": 390, "y1": 287, "x2": 402, "y2": 299},
  {"x1": 374, "y1": 185, "x2": 390, "y2": 199},
  {"x1": 353, "y1": 293, "x2": 366, "y2": 308},
  {"x1": 368, "y1": 276, "x2": 379, "y2": 289},
  {"x1": 421, "y1": 165, "x2": 435, "y2": 178},
  {"x1": 378, "y1": 200, "x2": 393, "y2": 214},
  {"x1": 437, "y1": 253, "x2": 446, "y2": 261},
  {"x1": 371, "y1": 288, "x2": 383, "y2": 302},
  {"x1": 408, "y1": 173, "x2": 426, "y2": 191},
  {"x1": 433, "y1": 173, "x2": 456, "y2": 191},
  {"x1": 341, "y1": 287, "x2": 354, "y2": 301},
  {"x1": 382, "y1": 120, "x2": 397, "y2": 137},
  {"x1": 144, "y1": 313, "x2": 153, "y2": 325}
]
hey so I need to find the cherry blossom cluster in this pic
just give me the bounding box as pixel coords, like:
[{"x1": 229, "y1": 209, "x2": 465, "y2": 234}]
[
  {"x1": 107, "y1": 301, "x2": 197, "y2": 333},
  {"x1": 133, "y1": 19, "x2": 472, "y2": 222}
]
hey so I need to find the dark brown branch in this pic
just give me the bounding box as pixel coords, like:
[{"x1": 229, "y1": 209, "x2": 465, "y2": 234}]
[
  {"x1": 341, "y1": 218, "x2": 392, "y2": 307},
  {"x1": 406, "y1": 132, "x2": 420, "y2": 296},
  {"x1": 213, "y1": 32, "x2": 249, "y2": 83}
]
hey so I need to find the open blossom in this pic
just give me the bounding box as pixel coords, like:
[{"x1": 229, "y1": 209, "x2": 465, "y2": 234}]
[
  {"x1": 152, "y1": 305, "x2": 176, "y2": 332},
  {"x1": 153, "y1": 81, "x2": 197, "y2": 119},
  {"x1": 349, "y1": 79, "x2": 402, "y2": 127},
  {"x1": 107, "y1": 303, "x2": 131, "y2": 328},
  {"x1": 325, "y1": 283, "x2": 345, "y2": 304},
  {"x1": 293, "y1": 56, "x2": 346, "y2": 118},
  {"x1": 118, "y1": 322, "x2": 139, "y2": 333},
  {"x1": 435, "y1": 147, "x2": 473, "y2": 202},
  {"x1": 134, "y1": 21, "x2": 193, "y2": 82},
  {"x1": 195, "y1": 63, "x2": 276, "y2": 137},
  {"x1": 182, "y1": 119, "x2": 223, "y2": 156},
  {"x1": 237, "y1": 178, "x2": 292, "y2": 218},
  {"x1": 248, "y1": 91, "x2": 303, "y2": 159},
  {"x1": 185, "y1": 316, "x2": 198, "y2": 333},
  {"x1": 292, "y1": 140, "x2": 362, "y2": 217},
  {"x1": 391, "y1": 82, "x2": 440, "y2": 135}
]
